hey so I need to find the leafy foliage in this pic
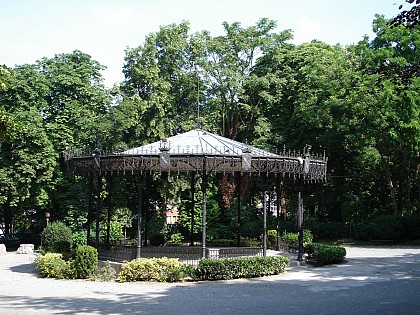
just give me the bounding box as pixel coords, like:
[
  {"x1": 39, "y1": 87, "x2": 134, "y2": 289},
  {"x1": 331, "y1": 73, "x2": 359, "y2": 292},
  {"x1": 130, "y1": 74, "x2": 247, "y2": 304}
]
[
  {"x1": 306, "y1": 243, "x2": 347, "y2": 267},
  {"x1": 73, "y1": 245, "x2": 98, "y2": 279},
  {"x1": 280, "y1": 230, "x2": 313, "y2": 247},
  {"x1": 35, "y1": 252, "x2": 72, "y2": 279},
  {"x1": 391, "y1": 0, "x2": 420, "y2": 28},
  {"x1": 1, "y1": 9, "x2": 419, "y2": 248},
  {"x1": 71, "y1": 231, "x2": 87, "y2": 248},
  {"x1": 119, "y1": 257, "x2": 189, "y2": 282},
  {"x1": 41, "y1": 221, "x2": 73, "y2": 254},
  {"x1": 196, "y1": 256, "x2": 289, "y2": 281},
  {"x1": 36, "y1": 245, "x2": 98, "y2": 279}
]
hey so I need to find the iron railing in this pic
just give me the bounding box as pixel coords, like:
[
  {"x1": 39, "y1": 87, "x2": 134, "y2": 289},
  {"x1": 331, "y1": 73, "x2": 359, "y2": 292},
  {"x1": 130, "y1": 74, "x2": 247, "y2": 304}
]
[{"x1": 97, "y1": 245, "x2": 263, "y2": 265}]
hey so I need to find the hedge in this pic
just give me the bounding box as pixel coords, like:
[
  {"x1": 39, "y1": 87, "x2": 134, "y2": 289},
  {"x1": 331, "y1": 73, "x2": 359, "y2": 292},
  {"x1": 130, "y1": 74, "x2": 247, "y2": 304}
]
[
  {"x1": 36, "y1": 245, "x2": 99, "y2": 279},
  {"x1": 119, "y1": 257, "x2": 190, "y2": 282},
  {"x1": 306, "y1": 243, "x2": 346, "y2": 267},
  {"x1": 118, "y1": 256, "x2": 289, "y2": 282},
  {"x1": 196, "y1": 256, "x2": 289, "y2": 281}
]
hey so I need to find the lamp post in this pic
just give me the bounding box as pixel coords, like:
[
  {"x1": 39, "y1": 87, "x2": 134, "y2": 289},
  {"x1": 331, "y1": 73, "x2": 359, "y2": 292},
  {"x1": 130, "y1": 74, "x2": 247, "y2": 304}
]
[
  {"x1": 241, "y1": 145, "x2": 252, "y2": 171},
  {"x1": 297, "y1": 188, "x2": 304, "y2": 261},
  {"x1": 45, "y1": 212, "x2": 50, "y2": 226},
  {"x1": 263, "y1": 191, "x2": 269, "y2": 257},
  {"x1": 297, "y1": 144, "x2": 311, "y2": 262},
  {"x1": 159, "y1": 138, "x2": 171, "y2": 169}
]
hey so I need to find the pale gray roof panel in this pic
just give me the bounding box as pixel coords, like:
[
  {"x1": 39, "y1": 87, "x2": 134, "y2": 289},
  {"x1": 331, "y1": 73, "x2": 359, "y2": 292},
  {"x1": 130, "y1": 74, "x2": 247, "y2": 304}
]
[{"x1": 121, "y1": 129, "x2": 280, "y2": 158}]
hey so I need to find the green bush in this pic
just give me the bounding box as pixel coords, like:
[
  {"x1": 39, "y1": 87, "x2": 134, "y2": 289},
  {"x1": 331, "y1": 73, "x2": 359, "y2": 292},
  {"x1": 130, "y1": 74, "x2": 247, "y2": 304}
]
[
  {"x1": 167, "y1": 233, "x2": 184, "y2": 245},
  {"x1": 35, "y1": 246, "x2": 98, "y2": 280},
  {"x1": 240, "y1": 237, "x2": 261, "y2": 247},
  {"x1": 74, "y1": 245, "x2": 98, "y2": 279},
  {"x1": 119, "y1": 257, "x2": 188, "y2": 282},
  {"x1": 304, "y1": 217, "x2": 347, "y2": 240},
  {"x1": 108, "y1": 220, "x2": 123, "y2": 245},
  {"x1": 307, "y1": 243, "x2": 346, "y2": 267},
  {"x1": 280, "y1": 229, "x2": 313, "y2": 247},
  {"x1": 72, "y1": 231, "x2": 87, "y2": 249},
  {"x1": 371, "y1": 214, "x2": 404, "y2": 240},
  {"x1": 35, "y1": 253, "x2": 71, "y2": 279},
  {"x1": 353, "y1": 214, "x2": 405, "y2": 241},
  {"x1": 267, "y1": 230, "x2": 278, "y2": 249},
  {"x1": 99, "y1": 220, "x2": 123, "y2": 245},
  {"x1": 41, "y1": 221, "x2": 73, "y2": 254},
  {"x1": 196, "y1": 256, "x2": 289, "y2": 281}
]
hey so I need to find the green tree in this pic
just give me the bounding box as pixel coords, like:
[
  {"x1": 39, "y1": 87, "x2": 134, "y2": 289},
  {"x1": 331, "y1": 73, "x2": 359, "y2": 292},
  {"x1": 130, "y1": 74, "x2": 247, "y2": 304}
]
[
  {"x1": 37, "y1": 50, "x2": 111, "y2": 152},
  {"x1": 0, "y1": 65, "x2": 12, "y2": 91},
  {"x1": 202, "y1": 18, "x2": 291, "y2": 139},
  {"x1": 112, "y1": 207, "x2": 133, "y2": 241},
  {"x1": 121, "y1": 21, "x2": 202, "y2": 145},
  {"x1": 353, "y1": 15, "x2": 419, "y2": 214},
  {"x1": 0, "y1": 108, "x2": 56, "y2": 234},
  {"x1": 0, "y1": 51, "x2": 111, "y2": 234},
  {"x1": 248, "y1": 41, "x2": 360, "y2": 218}
]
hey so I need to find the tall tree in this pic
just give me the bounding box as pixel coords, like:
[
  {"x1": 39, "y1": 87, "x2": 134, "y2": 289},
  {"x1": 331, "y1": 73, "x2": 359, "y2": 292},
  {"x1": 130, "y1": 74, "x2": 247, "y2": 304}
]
[
  {"x1": 0, "y1": 51, "x2": 111, "y2": 232},
  {"x1": 248, "y1": 41, "x2": 362, "y2": 218},
  {"x1": 202, "y1": 18, "x2": 292, "y2": 139},
  {"x1": 121, "y1": 22, "x2": 204, "y2": 145},
  {"x1": 354, "y1": 15, "x2": 419, "y2": 214},
  {"x1": 0, "y1": 108, "x2": 56, "y2": 234},
  {"x1": 37, "y1": 50, "x2": 110, "y2": 152}
]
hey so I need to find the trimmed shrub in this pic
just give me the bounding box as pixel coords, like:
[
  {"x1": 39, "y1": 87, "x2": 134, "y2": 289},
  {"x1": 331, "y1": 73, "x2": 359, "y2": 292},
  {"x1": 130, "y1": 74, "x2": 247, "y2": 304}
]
[
  {"x1": 35, "y1": 246, "x2": 98, "y2": 280},
  {"x1": 307, "y1": 243, "x2": 346, "y2": 267},
  {"x1": 36, "y1": 253, "x2": 71, "y2": 279},
  {"x1": 119, "y1": 257, "x2": 188, "y2": 282},
  {"x1": 41, "y1": 221, "x2": 73, "y2": 254},
  {"x1": 207, "y1": 239, "x2": 236, "y2": 247},
  {"x1": 74, "y1": 245, "x2": 98, "y2": 279},
  {"x1": 196, "y1": 256, "x2": 289, "y2": 281}
]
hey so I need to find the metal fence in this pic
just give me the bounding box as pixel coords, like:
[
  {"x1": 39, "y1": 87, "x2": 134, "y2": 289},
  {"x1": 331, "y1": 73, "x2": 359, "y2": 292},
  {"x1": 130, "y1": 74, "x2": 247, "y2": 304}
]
[
  {"x1": 277, "y1": 242, "x2": 298, "y2": 254},
  {"x1": 97, "y1": 245, "x2": 263, "y2": 265}
]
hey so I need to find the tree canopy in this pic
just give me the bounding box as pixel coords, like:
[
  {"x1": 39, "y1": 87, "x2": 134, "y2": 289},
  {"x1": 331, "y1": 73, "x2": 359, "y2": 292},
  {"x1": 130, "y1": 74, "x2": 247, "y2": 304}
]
[{"x1": 0, "y1": 13, "x2": 419, "y2": 243}]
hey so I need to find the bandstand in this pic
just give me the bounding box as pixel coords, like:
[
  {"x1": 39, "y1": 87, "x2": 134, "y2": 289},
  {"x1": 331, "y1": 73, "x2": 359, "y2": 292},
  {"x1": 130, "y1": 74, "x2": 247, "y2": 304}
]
[{"x1": 65, "y1": 129, "x2": 328, "y2": 262}]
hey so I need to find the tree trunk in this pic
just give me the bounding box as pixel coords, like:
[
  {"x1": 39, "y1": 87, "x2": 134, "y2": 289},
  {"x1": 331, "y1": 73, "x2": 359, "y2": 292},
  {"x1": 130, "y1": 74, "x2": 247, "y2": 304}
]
[
  {"x1": 3, "y1": 202, "x2": 11, "y2": 235},
  {"x1": 382, "y1": 157, "x2": 399, "y2": 214},
  {"x1": 417, "y1": 157, "x2": 420, "y2": 215}
]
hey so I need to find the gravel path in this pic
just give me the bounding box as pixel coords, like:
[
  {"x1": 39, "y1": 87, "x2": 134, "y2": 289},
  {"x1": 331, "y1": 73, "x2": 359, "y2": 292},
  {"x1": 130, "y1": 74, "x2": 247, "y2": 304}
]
[{"x1": 1, "y1": 246, "x2": 419, "y2": 315}]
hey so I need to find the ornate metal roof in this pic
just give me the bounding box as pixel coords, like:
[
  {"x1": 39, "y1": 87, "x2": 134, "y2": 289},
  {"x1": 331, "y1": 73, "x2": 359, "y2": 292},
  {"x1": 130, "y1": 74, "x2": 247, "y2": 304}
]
[
  {"x1": 65, "y1": 129, "x2": 328, "y2": 182},
  {"x1": 122, "y1": 129, "x2": 278, "y2": 157}
]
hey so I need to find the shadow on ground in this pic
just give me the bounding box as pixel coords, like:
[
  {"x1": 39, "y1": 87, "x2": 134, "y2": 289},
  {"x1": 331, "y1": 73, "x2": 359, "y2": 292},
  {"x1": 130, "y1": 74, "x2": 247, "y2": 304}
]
[
  {"x1": 1, "y1": 250, "x2": 419, "y2": 314},
  {"x1": 10, "y1": 262, "x2": 37, "y2": 274}
]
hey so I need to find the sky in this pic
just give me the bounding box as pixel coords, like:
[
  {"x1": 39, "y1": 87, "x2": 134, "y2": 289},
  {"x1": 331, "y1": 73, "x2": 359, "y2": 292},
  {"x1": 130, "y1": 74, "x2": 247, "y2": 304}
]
[{"x1": 1, "y1": 0, "x2": 403, "y2": 87}]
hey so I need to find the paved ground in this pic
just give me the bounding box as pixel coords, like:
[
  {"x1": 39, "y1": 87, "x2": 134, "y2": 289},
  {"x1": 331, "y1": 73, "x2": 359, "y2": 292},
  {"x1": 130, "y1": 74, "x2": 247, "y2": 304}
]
[{"x1": 0, "y1": 246, "x2": 419, "y2": 315}]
